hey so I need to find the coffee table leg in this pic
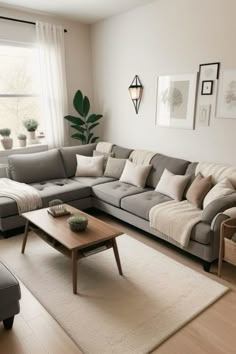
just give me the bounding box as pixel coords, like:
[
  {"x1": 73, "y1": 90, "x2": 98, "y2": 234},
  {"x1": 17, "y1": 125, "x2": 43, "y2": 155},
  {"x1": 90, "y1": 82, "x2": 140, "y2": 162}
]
[
  {"x1": 72, "y1": 250, "x2": 77, "y2": 294},
  {"x1": 112, "y1": 238, "x2": 123, "y2": 276},
  {"x1": 21, "y1": 220, "x2": 30, "y2": 254}
]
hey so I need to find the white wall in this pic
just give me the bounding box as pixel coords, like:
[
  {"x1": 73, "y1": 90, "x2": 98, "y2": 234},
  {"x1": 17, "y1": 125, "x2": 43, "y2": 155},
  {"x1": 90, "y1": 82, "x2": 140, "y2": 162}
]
[
  {"x1": 0, "y1": 6, "x2": 93, "y2": 145},
  {"x1": 91, "y1": 0, "x2": 236, "y2": 165}
]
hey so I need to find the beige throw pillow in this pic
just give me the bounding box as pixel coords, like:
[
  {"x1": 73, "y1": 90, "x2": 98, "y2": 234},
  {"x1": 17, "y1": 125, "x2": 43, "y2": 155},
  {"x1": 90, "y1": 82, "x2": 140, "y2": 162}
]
[
  {"x1": 104, "y1": 157, "x2": 127, "y2": 179},
  {"x1": 203, "y1": 178, "x2": 235, "y2": 209},
  {"x1": 186, "y1": 173, "x2": 213, "y2": 209},
  {"x1": 119, "y1": 160, "x2": 152, "y2": 188},
  {"x1": 75, "y1": 154, "x2": 104, "y2": 177},
  {"x1": 155, "y1": 168, "x2": 190, "y2": 201}
]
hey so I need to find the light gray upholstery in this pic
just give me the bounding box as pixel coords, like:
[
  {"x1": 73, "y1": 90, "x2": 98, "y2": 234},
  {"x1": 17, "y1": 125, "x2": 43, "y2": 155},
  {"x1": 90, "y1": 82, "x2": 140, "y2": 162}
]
[
  {"x1": 30, "y1": 179, "x2": 91, "y2": 207},
  {"x1": 147, "y1": 153, "x2": 190, "y2": 188},
  {"x1": 190, "y1": 222, "x2": 212, "y2": 245},
  {"x1": 0, "y1": 262, "x2": 21, "y2": 323},
  {"x1": 111, "y1": 145, "x2": 133, "y2": 159},
  {"x1": 60, "y1": 143, "x2": 97, "y2": 177},
  {"x1": 121, "y1": 191, "x2": 171, "y2": 220},
  {"x1": 202, "y1": 193, "x2": 236, "y2": 224},
  {"x1": 72, "y1": 176, "x2": 115, "y2": 187},
  {"x1": 0, "y1": 179, "x2": 91, "y2": 218},
  {"x1": 8, "y1": 149, "x2": 66, "y2": 183},
  {"x1": 92, "y1": 181, "x2": 149, "y2": 207}
]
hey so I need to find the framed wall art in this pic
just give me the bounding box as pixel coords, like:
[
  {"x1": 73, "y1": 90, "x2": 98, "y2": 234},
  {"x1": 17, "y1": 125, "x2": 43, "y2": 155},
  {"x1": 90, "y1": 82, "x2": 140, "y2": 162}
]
[
  {"x1": 201, "y1": 80, "x2": 213, "y2": 95},
  {"x1": 198, "y1": 104, "x2": 211, "y2": 127},
  {"x1": 217, "y1": 69, "x2": 236, "y2": 119},
  {"x1": 156, "y1": 73, "x2": 198, "y2": 129},
  {"x1": 199, "y1": 62, "x2": 220, "y2": 80}
]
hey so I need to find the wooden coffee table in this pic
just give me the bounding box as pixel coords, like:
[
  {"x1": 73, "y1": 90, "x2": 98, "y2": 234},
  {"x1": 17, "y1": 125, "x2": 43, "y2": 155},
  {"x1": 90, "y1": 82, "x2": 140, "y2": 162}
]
[{"x1": 21, "y1": 205, "x2": 123, "y2": 294}]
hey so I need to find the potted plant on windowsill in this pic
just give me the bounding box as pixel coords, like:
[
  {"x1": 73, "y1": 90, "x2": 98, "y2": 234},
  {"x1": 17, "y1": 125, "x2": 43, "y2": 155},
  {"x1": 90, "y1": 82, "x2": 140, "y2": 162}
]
[
  {"x1": 17, "y1": 133, "x2": 27, "y2": 148},
  {"x1": 23, "y1": 119, "x2": 39, "y2": 144},
  {"x1": 0, "y1": 128, "x2": 13, "y2": 150}
]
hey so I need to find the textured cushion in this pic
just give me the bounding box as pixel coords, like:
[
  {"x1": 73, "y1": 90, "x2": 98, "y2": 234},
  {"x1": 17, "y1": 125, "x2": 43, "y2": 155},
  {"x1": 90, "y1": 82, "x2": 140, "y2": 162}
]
[
  {"x1": 121, "y1": 191, "x2": 172, "y2": 220},
  {"x1": 203, "y1": 178, "x2": 235, "y2": 209},
  {"x1": 111, "y1": 145, "x2": 133, "y2": 159},
  {"x1": 8, "y1": 149, "x2": 66, "y2": 184},
  {"x1": 75, "y1": 154, "x2": 104, "y2": 177},
  {"x1": 186, "y1": 173, "x2": 213, "y2": 208},
  {"x1": 92, "y1": 181, "x2": 149, "y2": 207},
  {"x1": 93, "y1": 150, "x2": 114, "y2": 168},
  {"x1": 0, "y1": 262, "x2": 21, "y2": 308},
  {"x1": 60, "y1": 143, "x2": 97, "y2": 177},
  {"x1": 155, "y1": 169, "x2": 190, "y2": 201},
  {"x1": 202, "y1": 193, "x2": 236, "y2": 223},
  {"x1": 0, "y1": 179, "x2": 91, "y2": 218},
  {"x1": 104, "y1": 157, "x2": 127, "y2": 179},
  {"x1": 72, "y1": 176, "x2": 115, "y2": 187},
  {"x1": 147, "y1": 153, "x2": 190, "y2": 188},
  {"x1": 119, "y1": 160, "x2": 152, "y2": 188},
  {"x1": 30, "y1": 178, "x2": 91, "y2": 207}
]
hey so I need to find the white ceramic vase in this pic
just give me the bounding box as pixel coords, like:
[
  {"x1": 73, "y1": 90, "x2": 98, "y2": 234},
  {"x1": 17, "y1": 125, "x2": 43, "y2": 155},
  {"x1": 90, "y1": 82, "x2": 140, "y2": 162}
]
[
  {"x1": 1, "y1": 138, "x2": 13, "y2": 150},
  {"x1": 27, "y1": 131, "x2": 38, "y2": 145}
]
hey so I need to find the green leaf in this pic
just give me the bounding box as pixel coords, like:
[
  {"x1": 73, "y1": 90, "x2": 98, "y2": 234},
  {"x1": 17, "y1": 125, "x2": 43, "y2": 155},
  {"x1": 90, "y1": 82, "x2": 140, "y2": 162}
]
[
  {"x1": 73, "y1": 90, "x2": 83, "y2": 116},
  {"x1": 88, "y1": 123, "x2": 99, "y2": 131},
  {"x1": 71, "y1": 125, "x2": 86, "y2": 133},
  {"x1": 91, "y1": 136, "x2": 99, "y2": 143},
  {"x1": 71, "y1": 133, "x2": 86, "y2": 143},
  {"x1": 87, "y1": 114, "x2": 103, "y2": 124},
  {"x1": 83, "y1": 96, "x2": 90, "y2": 117},
  {"x1": 87, "y1": 133, "x2": 94, "y2": 143},
  {"x1": 64, "y1": 115, "x2": 85, "y2": 126}
]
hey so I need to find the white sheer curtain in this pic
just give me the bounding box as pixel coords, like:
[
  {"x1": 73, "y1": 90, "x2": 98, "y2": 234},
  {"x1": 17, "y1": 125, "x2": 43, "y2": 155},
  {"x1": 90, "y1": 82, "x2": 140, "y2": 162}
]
[{"x1": 36, "y1": 21, "x2": 68, "y2": 149}]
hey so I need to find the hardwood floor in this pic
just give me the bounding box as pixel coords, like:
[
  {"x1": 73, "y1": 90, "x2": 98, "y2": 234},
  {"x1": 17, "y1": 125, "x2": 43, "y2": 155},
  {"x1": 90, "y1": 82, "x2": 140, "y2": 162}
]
[{"x1": 0, "y1": 210, "x2": 236, "y2": 354}]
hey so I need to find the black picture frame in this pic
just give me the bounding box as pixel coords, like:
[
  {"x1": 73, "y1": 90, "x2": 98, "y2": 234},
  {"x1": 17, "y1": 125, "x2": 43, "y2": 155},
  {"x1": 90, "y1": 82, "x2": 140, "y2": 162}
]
[
  {"x1": 199, "y1": 62, "x2": 220, "y2": 80},
  {"x1": 201, "y1": 80, "x2": 213, "y2": 95}
]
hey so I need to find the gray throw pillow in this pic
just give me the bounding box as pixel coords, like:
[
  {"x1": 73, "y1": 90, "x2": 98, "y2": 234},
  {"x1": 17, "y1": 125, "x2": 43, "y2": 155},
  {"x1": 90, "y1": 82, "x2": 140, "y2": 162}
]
[{"x1": 104, "y1": 157, "x2": 127, "y2": 179}]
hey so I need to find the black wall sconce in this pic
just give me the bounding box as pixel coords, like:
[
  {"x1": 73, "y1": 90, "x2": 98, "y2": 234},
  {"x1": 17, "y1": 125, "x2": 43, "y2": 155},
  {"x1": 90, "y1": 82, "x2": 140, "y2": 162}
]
[{"x1": 128, "y1": 75, "x2": 143, "y2": 114}]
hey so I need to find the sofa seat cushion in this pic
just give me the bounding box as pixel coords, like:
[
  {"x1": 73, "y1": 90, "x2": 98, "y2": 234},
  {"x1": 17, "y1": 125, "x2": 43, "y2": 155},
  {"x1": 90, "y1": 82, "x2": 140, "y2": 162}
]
[
  {"x1": 30, "y1": 179, "x2": 91, "y2": 207},
  {"x1": 72, "y1": 176, "x2": 115, "y2": 187},
  {"x1": 0, "y1": 262, "x2": 21, "y2": 307},
  {"x1": 190, "y1": 222, "x2": 212, "y2": 245},
  {"x1": 0, "y1": 179, "x2": 91, "y2": 218},
  {"x1": 121, "y1": 191, "x2": 172, "y2": 220},
  {"x1": 92, "y1": 181, "x2": 149, "y2": 207}
]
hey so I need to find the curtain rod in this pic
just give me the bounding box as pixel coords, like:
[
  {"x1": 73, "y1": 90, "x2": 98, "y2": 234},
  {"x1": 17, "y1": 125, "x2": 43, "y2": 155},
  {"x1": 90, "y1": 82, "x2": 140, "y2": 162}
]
[{"x1": 0, "y1": 16, "x2": 68, "y2": 33}]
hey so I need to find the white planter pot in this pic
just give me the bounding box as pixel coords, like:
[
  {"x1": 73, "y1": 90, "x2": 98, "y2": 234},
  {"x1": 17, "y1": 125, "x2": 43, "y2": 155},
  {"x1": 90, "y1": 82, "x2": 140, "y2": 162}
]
[
  {"x1": 18, "y1": 139, "x2": 26, "y2": 148},
  {"x1": 1, "y1": 138, "x2": 13, "y2": 150},
  {"x1": 27, "y1": 131, "x2": 38, "y2": 145}
]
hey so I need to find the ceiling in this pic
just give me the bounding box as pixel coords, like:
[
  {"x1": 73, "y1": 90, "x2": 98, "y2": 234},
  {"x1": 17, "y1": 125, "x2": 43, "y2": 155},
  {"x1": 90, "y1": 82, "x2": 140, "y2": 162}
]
[{"x1": 1, "y1": 0, "x2": 156, "y2": 24}]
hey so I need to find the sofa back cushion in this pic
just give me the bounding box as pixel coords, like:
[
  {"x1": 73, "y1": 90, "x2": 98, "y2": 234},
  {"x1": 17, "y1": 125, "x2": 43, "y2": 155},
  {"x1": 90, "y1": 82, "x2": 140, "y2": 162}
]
[
  {"x1": 146, "y1": 153, "x2": 190, "y2": 188},
  {"x1": 60, "y1": 143, "x2": 97, "y2": 177},
  {"x1": 111, "y1": 145, "x2": 133, "y2": 159},
  {"x1": 8, "y1": 149, "x2": 66, "y2": 183}
]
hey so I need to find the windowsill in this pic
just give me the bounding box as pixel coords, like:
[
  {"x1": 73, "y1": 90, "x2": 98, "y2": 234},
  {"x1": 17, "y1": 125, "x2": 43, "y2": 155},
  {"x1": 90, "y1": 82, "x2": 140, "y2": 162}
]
[{"x1": 0, "y1": 143, "x2": 48, "y2": 157}]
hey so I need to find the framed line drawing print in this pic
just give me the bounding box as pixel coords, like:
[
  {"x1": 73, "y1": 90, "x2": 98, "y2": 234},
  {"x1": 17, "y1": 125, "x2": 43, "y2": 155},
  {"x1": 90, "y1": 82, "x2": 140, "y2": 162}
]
[
  {"x1": 217, "y1": 69, "x2": 236, "y2": 119},
  {"x1": 201, "y1": 80, "x2": 213, "y2": 95},
  {"x1": 199, "y1": 62, "x2": 220, "y2": 80},
  {"x1": 198, "y1": 104, "x2": 211, "y2": 127},
  {"x1": 156, "y1": 73, "x2": 198, "y2": 129}
]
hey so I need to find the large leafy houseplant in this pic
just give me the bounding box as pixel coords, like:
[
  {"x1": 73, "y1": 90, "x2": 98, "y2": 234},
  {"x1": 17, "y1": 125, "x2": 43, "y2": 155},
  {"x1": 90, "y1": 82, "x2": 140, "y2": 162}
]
[{"x1": 64, "y1": 90, "x2": 103, "y2": 144}]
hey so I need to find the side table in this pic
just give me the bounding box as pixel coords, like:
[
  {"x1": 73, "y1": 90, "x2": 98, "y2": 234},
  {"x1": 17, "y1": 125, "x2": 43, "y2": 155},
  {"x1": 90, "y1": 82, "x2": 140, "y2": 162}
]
[{"x1": 218, "y1": 217, "x2": 236, "y2": 277}]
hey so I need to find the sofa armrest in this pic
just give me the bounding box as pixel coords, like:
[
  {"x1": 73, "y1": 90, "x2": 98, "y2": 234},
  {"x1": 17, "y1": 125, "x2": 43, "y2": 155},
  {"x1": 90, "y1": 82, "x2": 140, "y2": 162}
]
[
  {"x1": 210, "y1": 213, "x2": 229, "y2": 232},
  {"x1": 202, "y1": 193, "x2": 236, "y2": 224}
]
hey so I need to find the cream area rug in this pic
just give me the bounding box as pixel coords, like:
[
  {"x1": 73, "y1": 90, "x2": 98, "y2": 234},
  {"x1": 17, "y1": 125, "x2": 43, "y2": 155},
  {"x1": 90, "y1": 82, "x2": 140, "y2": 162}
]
[{"x1": 0, "y1": 233, "x2": 228, "y2": 354}]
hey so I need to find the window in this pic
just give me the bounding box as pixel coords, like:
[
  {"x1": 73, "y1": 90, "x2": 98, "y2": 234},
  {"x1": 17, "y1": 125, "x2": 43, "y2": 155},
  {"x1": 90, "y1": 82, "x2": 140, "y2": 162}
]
[{"x1": 0, "y1": 43, "x2": 42, "y2": 139}]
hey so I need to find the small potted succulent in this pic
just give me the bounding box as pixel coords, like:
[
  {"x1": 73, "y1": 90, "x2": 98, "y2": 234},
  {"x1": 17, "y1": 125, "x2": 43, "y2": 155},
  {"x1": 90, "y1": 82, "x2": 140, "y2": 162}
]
[
  {"x1": 23, "y1": 119, "x2": 39, "y2": 144},
  {"x1": 17, "y1": 133, "x2": 27, "y2": 148},
  {"x1": 68, "y1": 214, "x2": 88, "y2": 232},
  {"x1": 0, "y1": 128, "x2": 13, "y2": 150}
]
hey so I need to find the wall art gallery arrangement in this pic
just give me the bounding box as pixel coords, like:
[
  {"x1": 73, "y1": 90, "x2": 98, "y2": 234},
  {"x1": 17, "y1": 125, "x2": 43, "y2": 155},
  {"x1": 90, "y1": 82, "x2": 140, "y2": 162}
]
[{"x1": 155, "y1": 62, "x2": 236, "y2": 129}]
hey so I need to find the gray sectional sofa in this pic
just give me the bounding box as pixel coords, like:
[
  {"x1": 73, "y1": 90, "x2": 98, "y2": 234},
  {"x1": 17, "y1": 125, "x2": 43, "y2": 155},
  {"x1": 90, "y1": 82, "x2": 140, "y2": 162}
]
[{"x1": 0, "y1": 143, "x2": 234, "y2": 272}]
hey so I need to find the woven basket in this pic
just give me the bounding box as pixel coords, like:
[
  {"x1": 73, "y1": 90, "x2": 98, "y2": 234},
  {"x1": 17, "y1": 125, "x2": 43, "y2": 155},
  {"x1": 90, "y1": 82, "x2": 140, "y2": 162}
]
[{"x1": 224, "y1": 238, "x2": 236, "y2": 266}]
